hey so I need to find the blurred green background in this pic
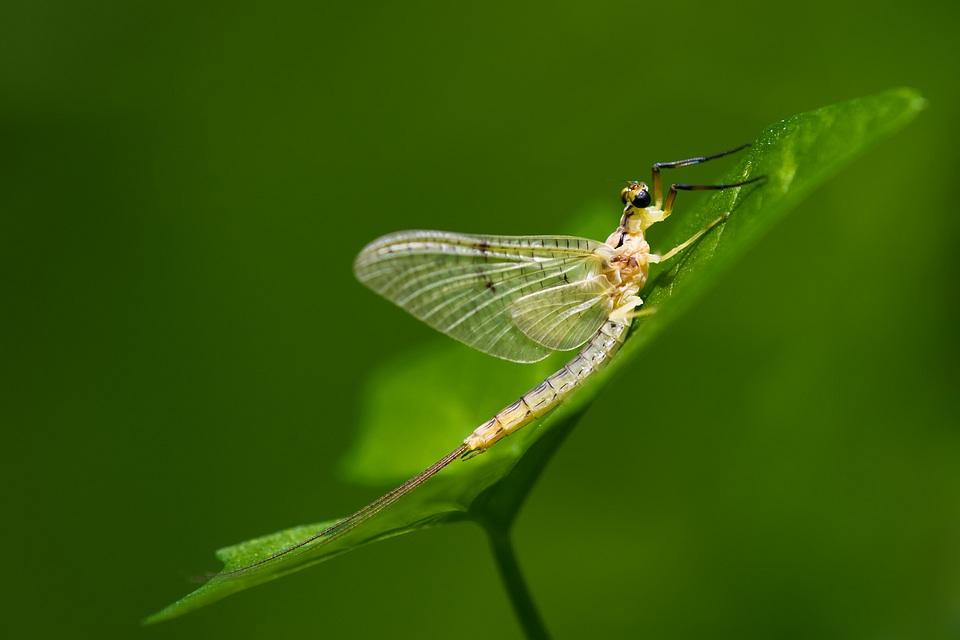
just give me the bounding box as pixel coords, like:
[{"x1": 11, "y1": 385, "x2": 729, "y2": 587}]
[{"x1": 3, "y1": 1, "x2": 959, "y2": 638}]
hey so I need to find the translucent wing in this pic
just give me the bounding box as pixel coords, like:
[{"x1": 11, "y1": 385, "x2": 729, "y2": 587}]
[
  {"x1": 509, "y1": 275, "x2": 614, "y2": 351},
  {"x1": 354, "y1": 230, "x2": 608, "y2": 363}
]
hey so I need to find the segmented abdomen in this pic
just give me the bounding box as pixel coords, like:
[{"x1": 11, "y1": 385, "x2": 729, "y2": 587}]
[{"x1": 463, "y1": 319, "x2": 630, "y2": 451}]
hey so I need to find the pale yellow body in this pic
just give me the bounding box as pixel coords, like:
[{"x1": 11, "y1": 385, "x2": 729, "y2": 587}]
[{"x1": 463, "y1": 201, "x2": 666, "y2": 452}]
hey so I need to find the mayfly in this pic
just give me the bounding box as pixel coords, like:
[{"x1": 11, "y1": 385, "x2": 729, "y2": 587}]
[{"x1": 216, "y1": 144, "x2": 763, "y2": 578}]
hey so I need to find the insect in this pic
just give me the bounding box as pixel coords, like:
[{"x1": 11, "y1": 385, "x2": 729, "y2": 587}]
[{"x1": 216, "y1": 143, "x2": 763, "y2": 577}]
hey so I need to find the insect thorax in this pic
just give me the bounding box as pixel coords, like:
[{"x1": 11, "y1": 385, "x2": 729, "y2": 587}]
[{"x1": 599, "y1": 229, "x2": 649, "y2": 305}]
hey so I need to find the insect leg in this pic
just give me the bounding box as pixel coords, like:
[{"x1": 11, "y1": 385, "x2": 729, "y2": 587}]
[
  {"x1": 623, "y1": 307, "x2": 658, "y2": 320},
  {"x1": 652, "y1": 143, "x2": 751, "y2": 208},
  {"x1": 662, "y1": 176, "x2": 765, "y2": 218},
  {"x1": 650, "y1": 213, "x2": 729, "y2": 265}
]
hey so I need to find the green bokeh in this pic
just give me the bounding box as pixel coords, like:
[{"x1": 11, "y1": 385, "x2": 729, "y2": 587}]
[{"x1": 3, "y1": 1, "x2": 958, "y2": 638}]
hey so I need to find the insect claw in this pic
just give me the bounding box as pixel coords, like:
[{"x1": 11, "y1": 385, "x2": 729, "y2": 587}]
[{"x1": 460, "y1": 447, "x2": 485, "y2": 460}]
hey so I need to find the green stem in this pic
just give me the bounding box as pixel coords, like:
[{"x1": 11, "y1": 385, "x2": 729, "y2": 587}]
[{"x1": 484, "y1": 524, "x2": 551, "y2": 640}]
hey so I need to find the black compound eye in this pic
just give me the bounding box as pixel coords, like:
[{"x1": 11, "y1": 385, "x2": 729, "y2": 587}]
[{"x1": 631, "y1": 190, "x2": 651, "y2": 208}]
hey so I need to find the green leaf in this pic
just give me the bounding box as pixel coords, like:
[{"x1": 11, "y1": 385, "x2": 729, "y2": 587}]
[{"x1": 147, "y1": 88, "x2": 925, "y2": 624}]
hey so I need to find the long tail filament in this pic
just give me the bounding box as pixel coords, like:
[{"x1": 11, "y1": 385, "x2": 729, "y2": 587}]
[{"x1": 210, "y1": 444, "x2": 468, "y2": 580}]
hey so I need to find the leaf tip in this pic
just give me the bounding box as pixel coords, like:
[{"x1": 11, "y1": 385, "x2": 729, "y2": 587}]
[
  {"x1": 141, "y1": 606, "x2": 175, "y2": 626},
  {"x1": 890, "y1": 86, "x2": 928, "y2": 114}
]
